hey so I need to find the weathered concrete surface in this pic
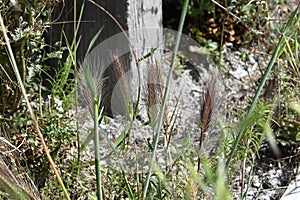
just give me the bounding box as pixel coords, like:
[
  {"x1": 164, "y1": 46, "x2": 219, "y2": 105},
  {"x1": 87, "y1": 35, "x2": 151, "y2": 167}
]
[
  {"x1": 127, "y1": 0, "x2": 163, "y2": 58},
  {"x1": 45, "y1": 0, "x2": 162, "y2": 116},
  {"x1": 127, "y1": 0, "x2": 163, "y2": 114}
]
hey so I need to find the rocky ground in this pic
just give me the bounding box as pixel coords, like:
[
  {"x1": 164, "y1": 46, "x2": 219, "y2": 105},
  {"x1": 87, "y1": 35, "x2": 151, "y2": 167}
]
[
  {"x1": 219, "y1": 44, "x2": 299, "y2": 200},
  {"x1": 76, "y1": 38, "x2": 299, "y2": 199},
  {"x1": 75, "y1": 1, "x2": 300, "y2": 198}
]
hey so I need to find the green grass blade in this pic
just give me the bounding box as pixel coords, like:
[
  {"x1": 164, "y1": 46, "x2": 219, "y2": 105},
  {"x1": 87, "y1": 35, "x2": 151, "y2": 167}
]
[
  {"x1": 85, "y1": 26, "x2": 104, "y2": 58},
  {"x1": 80, "y1": 129, "x2": 94, "y2": 152}
]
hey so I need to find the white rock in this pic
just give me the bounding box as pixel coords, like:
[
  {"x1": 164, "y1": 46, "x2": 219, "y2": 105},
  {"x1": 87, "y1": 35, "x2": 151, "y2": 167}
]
[
  {"x1": 252, "y1": 175, "x2": 260, "y2": 188},
  {"x1": 281, "y1": 173, "x2": 300, "y2": 200}
]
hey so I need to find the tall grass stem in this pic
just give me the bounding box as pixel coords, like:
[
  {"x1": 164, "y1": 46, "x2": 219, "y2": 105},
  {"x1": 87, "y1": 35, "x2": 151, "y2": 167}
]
[
  {"x1": 94, "y1": 100, "x2": 103, "y2": 199},
  {"x1": 142, "y1": 0, "x2": 190, "y2": 198}
]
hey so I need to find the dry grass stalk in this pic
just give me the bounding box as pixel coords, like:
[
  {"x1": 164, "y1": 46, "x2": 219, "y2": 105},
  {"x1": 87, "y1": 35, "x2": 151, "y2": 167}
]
[
  {"x1": 112, "y1": 53, "x2": 124, "y2": 81},
  {"x1": 147, "y1": 62, "x2": 169, "y2": 124},
  {"x1": 200, "y1": 70, "x2": 217, "y2": 145},
  {"x1": 111, "y1": 52, "x2": 133, "y2": 118},
  {"x1": 156, "y1": 61, "x2": 170, "y2": 133},
  {"x1": 146, "y1": 61, "x2": 170, "y2": 145},
  {"x1": 198, "y1": 70, "x2": 218, "y2": 171},
  {"x1": 147, "y1": 63, "x2": 157, "y2": 126}
]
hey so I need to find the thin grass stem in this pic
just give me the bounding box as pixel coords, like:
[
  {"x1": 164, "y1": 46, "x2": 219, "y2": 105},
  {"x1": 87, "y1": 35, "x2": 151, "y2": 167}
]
[
  {"x1": 142, "y1": 0, "x2": 190, "y2": 198},
  {"x1": 94, "y1": 100, "x2": 102, "y2": 199}
]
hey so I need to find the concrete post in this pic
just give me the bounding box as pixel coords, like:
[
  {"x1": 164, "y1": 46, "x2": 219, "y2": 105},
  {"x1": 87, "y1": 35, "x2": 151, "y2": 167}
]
[{"x1": 45, "y1": 0, "x2": 162, "y2": 116}]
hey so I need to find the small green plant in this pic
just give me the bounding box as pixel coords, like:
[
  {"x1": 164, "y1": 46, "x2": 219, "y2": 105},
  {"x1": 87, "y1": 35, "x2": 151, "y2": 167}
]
[
  {"x1": 274, "y1": 28, "x2": 300, "y2": 146},
  {"x1": 225, "y1": 3, "x2": 300, "y2": 171},
  {"x1": 224, "y1": 100, "x2": 276, "y2": 197}
]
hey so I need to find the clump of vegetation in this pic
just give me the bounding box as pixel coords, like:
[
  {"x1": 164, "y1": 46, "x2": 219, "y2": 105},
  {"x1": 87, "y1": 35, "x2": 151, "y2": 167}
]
[
  {"x1": 275, "y1": 34, "x2": 300, "y2": 147},
  {"x1": 0, "y1": 0, "x2": 56, "y2": 115}
]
